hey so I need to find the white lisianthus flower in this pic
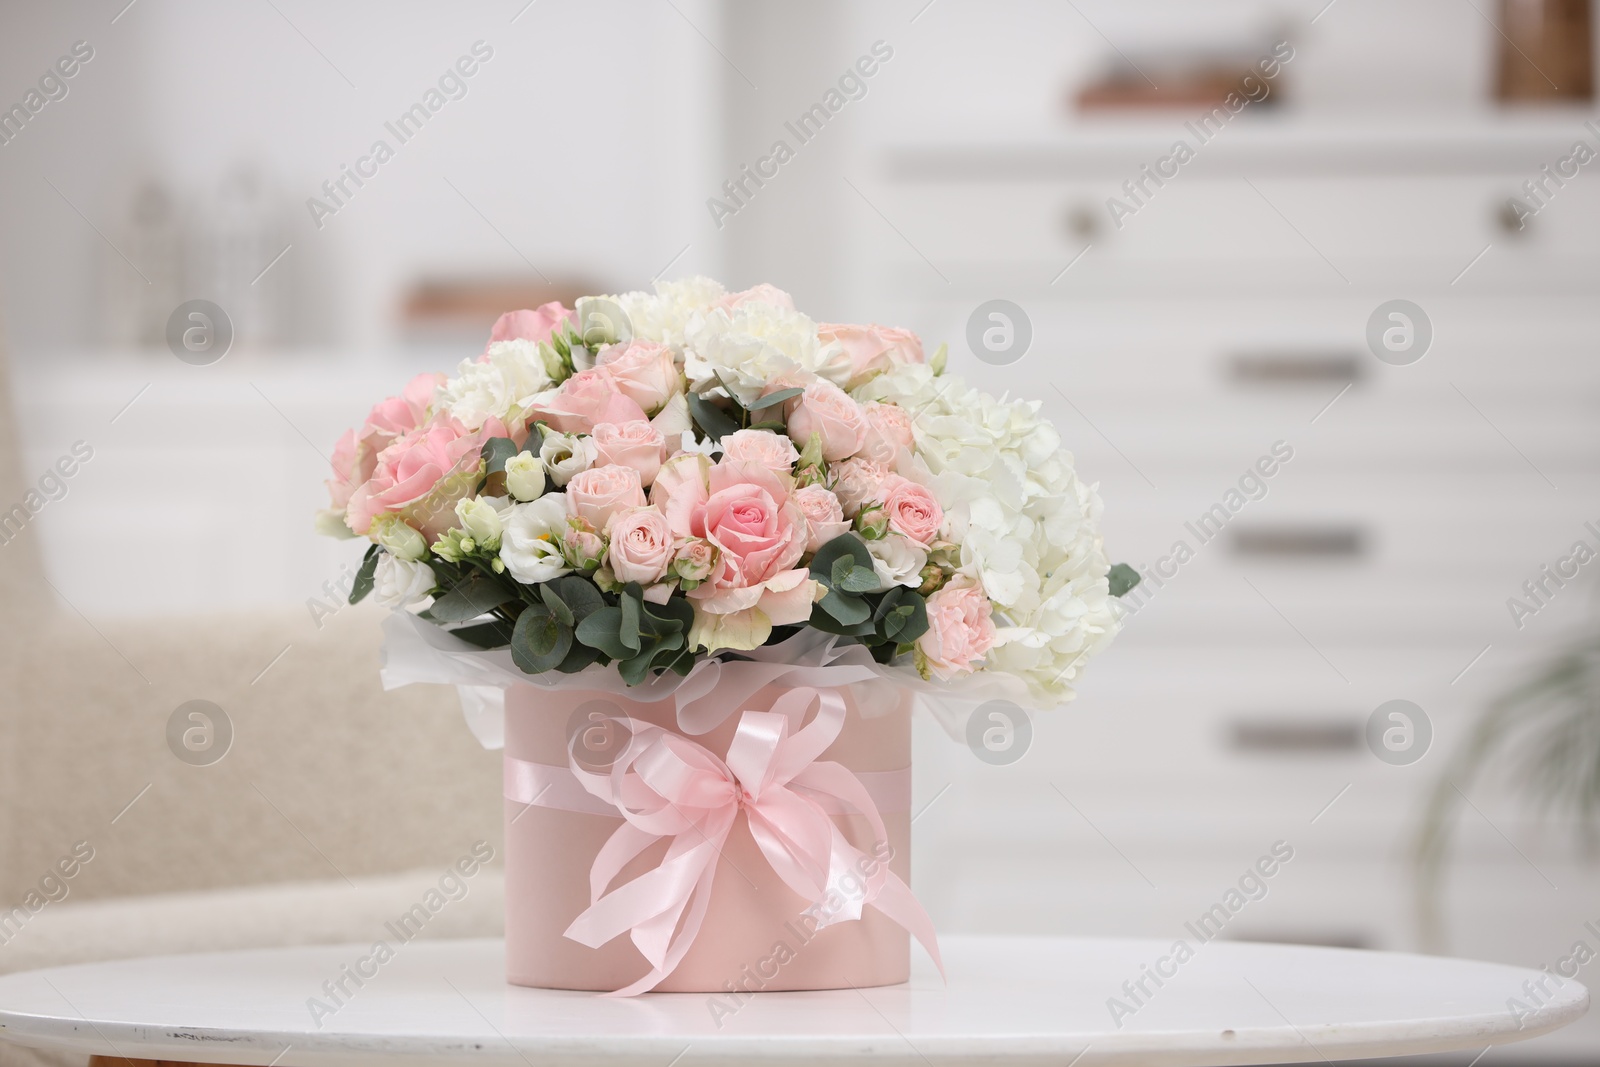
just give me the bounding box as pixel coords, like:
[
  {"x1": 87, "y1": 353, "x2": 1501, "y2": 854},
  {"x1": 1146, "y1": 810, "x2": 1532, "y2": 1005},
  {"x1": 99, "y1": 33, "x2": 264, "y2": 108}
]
[
  {"x1": 437, "y1": 340, "x2": 554, "y2": 429},
  {"x1": 856, "y1": 361, "x2": 1121, "y2": 702},
  {"x1": 372, "y1": 554, "x2": 437, "y2": 609},
  {"x1": 504, "y1": 451, "x2": 546, "y2": 501},
  {"x1": 499, "y1": 495, "x2": 574, "y2": 584},
  {"x1": 539, "y1": 431, "x2": 597, "y2": 487},
  {"x1": 867, "y1": 533, "x2": 928, "y2": 591},
  {"x1": 371, "y1": 514, "x2": 427, "y2": 561}
]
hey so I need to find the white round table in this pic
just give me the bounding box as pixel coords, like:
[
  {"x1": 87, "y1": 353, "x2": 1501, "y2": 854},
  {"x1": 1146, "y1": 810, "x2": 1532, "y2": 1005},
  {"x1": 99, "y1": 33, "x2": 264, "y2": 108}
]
[{"x1": 0, "y1": 937, "x2": 1585, "y2": 1067}]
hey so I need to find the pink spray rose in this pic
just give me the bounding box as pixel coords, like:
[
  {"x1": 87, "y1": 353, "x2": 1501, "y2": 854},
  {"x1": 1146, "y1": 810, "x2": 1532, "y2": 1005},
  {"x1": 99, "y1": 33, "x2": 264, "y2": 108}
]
[
  {"x1": 345, "y1": 414, "x2": 505, "y2": 540},
  {"x1": 786, "y1": 380, "x2": 867, "y2": 462},
  {"x1": 918, "y1": 578, "x2": 998, "y2": 680},
  {"x1": 716, "y1": 283, "x2": 795, "y2": 311},
  {"x1": 793, "y1": 485, "x2": 851, "y2": 552},
  {"x1": 530, "y1": 368, "x2": 648, "y2": 435},
  {"x1": 595, "y1": 339, "x2": 683, "y2": 415},
  {"x1": 818, "y1": 322, "x2": 924, "y2": 388},
  {"x1": 829, "y1": 457, "x2": 889, "y2": 518},
  {"x1": 565, "y1": 464, "x2": 647, "y2": 532},
  {"x1": 327, "y1": 372, "x2": 442, "y2": 509},
  {"x1": 857, "y1": 401, "x2": 916, "y2": 466},
  {"x1": 719, "y1": 428, "x2": 799, "y2": 473},
  {"x1": 607, "y1": 507, "x2": 675, "y2": 585},
  {"x1": 487, "y1": 302, "x2": 574, "y2": 348},
  {"x1": 592, "y1": 420, "x2": 668, "y2": 487},
  {"x1": 877, "y1": 473, "x2": 944, "y2": 546}
]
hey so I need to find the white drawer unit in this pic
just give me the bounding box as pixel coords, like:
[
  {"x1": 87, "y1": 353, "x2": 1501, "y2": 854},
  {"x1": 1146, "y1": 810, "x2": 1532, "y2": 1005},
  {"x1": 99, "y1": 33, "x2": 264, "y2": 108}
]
[{"x1": 866, "y1": 118, "x2": 1600, "y2": 1059}]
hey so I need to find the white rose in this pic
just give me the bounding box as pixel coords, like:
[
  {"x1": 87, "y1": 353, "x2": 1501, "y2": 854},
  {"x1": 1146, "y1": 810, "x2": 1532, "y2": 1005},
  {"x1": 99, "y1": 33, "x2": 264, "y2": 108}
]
[
  {"x1": 499, "y1": 495, "x2": 574, "y2": 584},
  {"x1": 867, "y1": 533, "x2": 927, "y2": 592},
  {"x1": 438, "y1": 340, "x2": 554, "y2": 429},
  {"x1": 539, "y1": 431, "x2": 597, "y2": 487},
  {"x1": 371, "y1": 515, "x2": 427, "y2": 561},
  {"x1": 372, "y1": 554, "x2": 437, "y2": 608},
  {"x1": 454, "y1": 497, "x2": 504, "y2": 548},
  {"x1": 504, "y1": 451, "x2": 546, "y2": 501}
]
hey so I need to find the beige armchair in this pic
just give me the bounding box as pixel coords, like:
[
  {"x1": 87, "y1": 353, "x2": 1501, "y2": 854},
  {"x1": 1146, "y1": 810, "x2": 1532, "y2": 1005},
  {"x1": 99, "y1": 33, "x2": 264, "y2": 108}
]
[{"x1": 0, "y1": 340, "x2": 505, "y2": 1067}]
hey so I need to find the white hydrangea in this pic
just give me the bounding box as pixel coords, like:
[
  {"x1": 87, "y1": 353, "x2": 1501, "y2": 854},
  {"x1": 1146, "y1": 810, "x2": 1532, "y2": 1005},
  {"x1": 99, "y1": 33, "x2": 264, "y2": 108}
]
[
  {"x1": 437, "y1": 340, "x2": 555, "y2": 429},
  {"x1": 856, "y1": 362, "x2": 1120, "y2": 702}
]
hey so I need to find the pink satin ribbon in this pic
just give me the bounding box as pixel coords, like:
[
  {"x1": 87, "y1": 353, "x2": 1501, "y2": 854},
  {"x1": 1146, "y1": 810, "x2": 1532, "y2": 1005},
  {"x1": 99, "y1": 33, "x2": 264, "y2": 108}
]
[{"x1": 503, "y1": 687, "x2": 943, "y2": 996}]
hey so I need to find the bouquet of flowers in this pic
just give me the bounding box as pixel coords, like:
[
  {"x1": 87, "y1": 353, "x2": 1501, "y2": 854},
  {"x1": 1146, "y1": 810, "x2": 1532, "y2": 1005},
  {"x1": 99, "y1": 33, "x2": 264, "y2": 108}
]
[{"x1": 318, "y1": 279, "x2": 1136, "y2": 705}]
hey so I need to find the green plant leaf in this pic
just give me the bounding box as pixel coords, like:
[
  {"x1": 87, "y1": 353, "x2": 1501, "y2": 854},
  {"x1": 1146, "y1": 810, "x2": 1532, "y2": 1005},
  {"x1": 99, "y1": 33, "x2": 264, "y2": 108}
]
[
  {"x1": 444, "y1": 619, "x2": 514, "y2": 649},
  {"x1": 424, "y1": 572, "x2": 513, "y2": 622},
  {"x1": 619, "y1": 588, "x2": 643, "y2": 653},
  {"x1": 482, "y1": 437, "x2": 520, "y2": 475},
  {"x1": 554, "y1": 639, "x2": 602, "y2": 674},
  {"x1": 817, "y1": 588, "x2": 871, "y2": 626},
  {"x1": 539, "y1": 582, "x2": 575, "y2": 626},
  {"x1": 749, "y1": 387, "x2": 804, "y2": 412},
  {"x1": 1108, "y1": 562, "x2": 1141, "y2": 598},
  {"x1": 510, "y1": 602, "x2": 573, "y2": 674},
  {"x1": 687, "y1": 392, "x2": 740, "y2": 442},
  {"x1": 348, "y1": 544, "x2": 381, "y2": 605},
  {"x1": 576, "y1": 606, "x2": 633, "y2": 660},
  {"x1": 810, "y1": 533, "x2": 875, "y2": 587},
  {"x1": 831, "y1": 556, "x2": 879, "y2": 594}
]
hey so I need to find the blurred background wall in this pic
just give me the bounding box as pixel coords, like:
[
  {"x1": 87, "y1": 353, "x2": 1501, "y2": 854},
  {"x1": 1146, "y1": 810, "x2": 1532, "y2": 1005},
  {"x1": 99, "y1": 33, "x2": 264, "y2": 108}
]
[{"x1": 3, "y1": 0, "x2": 1599, "y2": 1060}]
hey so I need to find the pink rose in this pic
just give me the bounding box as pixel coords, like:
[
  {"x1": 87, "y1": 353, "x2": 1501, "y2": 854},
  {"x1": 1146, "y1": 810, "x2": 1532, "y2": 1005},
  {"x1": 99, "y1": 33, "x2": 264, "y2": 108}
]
[
  {"x1": 786, "y1": 380, "x2": 867, "y2": 462},
  {"x1": 829, "y1": 457, "x2": 888, "y2": 518},
  {"x1": 794, "y1": 485, "x2": 851, "y2": 552},
  {"x1": 345, "y1": 414, "x2": 504, "y2": 539},
  {"x1": 918, "y1": 578, "x2": 998, "y2": 680},
  {"x1": 818, "y1": 323, "x2": 924, "y2": 388},
  {"x1": 719, "y1": 428, "x2": 798, "y2": 473},
  {"x1": 488, "y1": 302, "x2": 574, "y2": 348},
  {"x1": 857, "y1": 401, "x2": 915, "y2": 466},
  {"x1": 693, "y1": 463, "x2": 813, "y2": 621},
  {"x1": 592, "y1": 420, "x2": 668, "y2": 487},
  {"x1": 607, "y1": 507, "x2": 675, "y2": 585},
  {"x1": 672, "y1": 539, "x2": 717, "y2": 584},
  {"x1": 877, "y1": 474, "x2": 943, "y2": 546},
  {"x1": 716, "y1": 283, "x2": 794, "y2": 311},
  {"x1": 327, "y1": 372, "x2": 442, "y2": 509},
  {"x1": 531, "y1": 368, "x2": 649, "y2": 434},
  {"x1": 565, "y1": 464, "x2": 647, "y2": 532},
  {"x1": 596, "y1": 339, "x2": 683, "y2": 415}
]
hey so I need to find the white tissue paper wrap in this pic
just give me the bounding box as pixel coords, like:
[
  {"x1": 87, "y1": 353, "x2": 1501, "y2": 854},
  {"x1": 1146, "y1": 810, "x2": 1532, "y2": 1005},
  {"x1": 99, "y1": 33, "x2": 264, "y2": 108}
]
[{"x1": 379, "y1": 610, "x2": 1052, "y2": 748}]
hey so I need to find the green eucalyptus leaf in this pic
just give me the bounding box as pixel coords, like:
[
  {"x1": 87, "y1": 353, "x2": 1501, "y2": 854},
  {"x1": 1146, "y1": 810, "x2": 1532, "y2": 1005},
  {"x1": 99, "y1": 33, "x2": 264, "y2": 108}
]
[
  {"x1": 576, "y1": 606, "x2": 633, "y2": 660},
  {"x1": 348, "y1": 544, "x2": 381, "y2": 605},
  {"x1": 554, "y1": 639, "x2": 602, "y2": 674},
  {"x1": 619, "y1": 589, "x2": 643, "y2": 653},
  {"x1": 1108, "y1": 563, "x2": 1142, "y2": 598},
  {"x1": 510, "y1": 602, "x2": 573, "y2": 674},
  {"x1": 482, "y1": 437, "x2": 520, "y2": 475},
  {"x1": 749, "y1": 387, "x2": 804, "y2": 411},
  {"x1": 444, "y1": 619, "x2": 514, "y2": 649},
  {"x1": 539, "y1": 582, "x2": 575, "y2": 626},
  {"x1": 818, "y1": 588, "x2": 871, "y2": 626},
  {"x1": 424, "y1": 573, "x2": 513, "y2": 622},
  {"x1": 551, "y1": 575, "x2": 606, "y2": 623},
  {"x1": 687, "y1": 392, "x2": 740, "y2": 442},
  {"x1": 810, "y1": 533, "x2": 876, "y2": 587}
]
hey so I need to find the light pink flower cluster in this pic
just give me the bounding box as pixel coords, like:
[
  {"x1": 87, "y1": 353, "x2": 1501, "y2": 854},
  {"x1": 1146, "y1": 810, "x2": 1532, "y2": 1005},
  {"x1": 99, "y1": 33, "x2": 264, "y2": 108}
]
[{"x1": 322, "y1": 281, "x2": 1034, "y2": 682}]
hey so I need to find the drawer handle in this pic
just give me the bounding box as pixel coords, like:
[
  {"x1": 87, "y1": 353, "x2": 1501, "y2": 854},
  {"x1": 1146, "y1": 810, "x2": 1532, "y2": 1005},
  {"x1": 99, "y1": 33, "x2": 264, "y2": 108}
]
[
  {"x1": 1230, "y1": 525, "x2": 1365, "y2": 558},
  {"x1": 1230, "y1": 352, "x2": 1362, "y2": 385},
  {"x1": 1228, "y1": 719, "x2": 1361, "y2": 753}
]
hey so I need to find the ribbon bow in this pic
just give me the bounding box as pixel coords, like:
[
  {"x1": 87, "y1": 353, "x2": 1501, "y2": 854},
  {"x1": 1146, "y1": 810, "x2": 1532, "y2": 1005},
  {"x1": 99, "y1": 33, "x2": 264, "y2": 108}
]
[{"x1": 562, "y1": 687, "x2": 943, "y2": 995}]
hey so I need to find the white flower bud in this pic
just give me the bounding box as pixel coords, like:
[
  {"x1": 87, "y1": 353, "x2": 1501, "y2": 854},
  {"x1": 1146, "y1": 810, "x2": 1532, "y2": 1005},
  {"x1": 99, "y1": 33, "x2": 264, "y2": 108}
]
[
  {"x1": 504, "y1": 451, "x2": 546, "y2": 502},
  {"x1": 371, "y1": 515, "x2": 427, "y2": 561}
]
